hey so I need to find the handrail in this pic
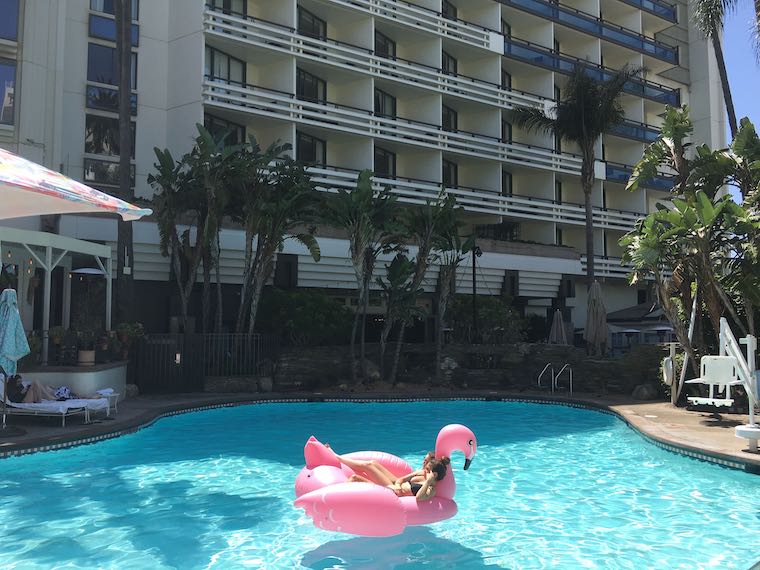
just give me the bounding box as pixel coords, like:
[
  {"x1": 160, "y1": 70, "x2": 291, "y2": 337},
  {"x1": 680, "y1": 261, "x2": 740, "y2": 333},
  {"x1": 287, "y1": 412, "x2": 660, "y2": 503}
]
[
  {"x1": 555, "y1": 364, "x2": 573, "y2": 395},
  {"x1": 538, "y1": 363, "x2": 555, "y2": 392}
]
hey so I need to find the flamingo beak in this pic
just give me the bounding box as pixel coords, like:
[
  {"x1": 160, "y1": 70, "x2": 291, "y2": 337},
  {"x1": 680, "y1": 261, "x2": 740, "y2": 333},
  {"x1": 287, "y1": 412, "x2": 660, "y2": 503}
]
[{"x1": 463, "y1": 458, "x2": 472, "y2": 471}]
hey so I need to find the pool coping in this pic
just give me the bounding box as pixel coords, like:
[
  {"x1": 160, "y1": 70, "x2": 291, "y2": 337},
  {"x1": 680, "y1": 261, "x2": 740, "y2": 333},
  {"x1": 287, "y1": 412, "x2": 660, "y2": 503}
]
[{"x1": 1, "y1": 392, "x2": 759, "y2": 475}]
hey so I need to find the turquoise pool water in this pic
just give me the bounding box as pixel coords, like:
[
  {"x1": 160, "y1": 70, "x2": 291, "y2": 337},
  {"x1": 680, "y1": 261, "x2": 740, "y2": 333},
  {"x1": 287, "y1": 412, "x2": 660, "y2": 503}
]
[{"x1": 0, "y1": 401, "x2": 758, "y2": 568}]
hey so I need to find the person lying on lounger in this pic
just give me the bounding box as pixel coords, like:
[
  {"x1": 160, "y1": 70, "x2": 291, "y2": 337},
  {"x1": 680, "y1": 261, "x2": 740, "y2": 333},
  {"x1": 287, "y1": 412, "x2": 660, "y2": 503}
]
[{"x1": 4, "y1": 375, "x2": 94, "y2": 403}]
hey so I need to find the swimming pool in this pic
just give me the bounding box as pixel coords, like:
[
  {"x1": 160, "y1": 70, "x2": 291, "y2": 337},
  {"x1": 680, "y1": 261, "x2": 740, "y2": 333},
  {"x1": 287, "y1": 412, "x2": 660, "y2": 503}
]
[{"x1": 0, "y1": 400, "x2": 758, "y2": 568}]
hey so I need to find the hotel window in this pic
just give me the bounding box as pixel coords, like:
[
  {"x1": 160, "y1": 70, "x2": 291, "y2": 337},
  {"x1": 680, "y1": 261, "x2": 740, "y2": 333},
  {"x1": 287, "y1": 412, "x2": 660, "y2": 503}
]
[
  {"x1": 297, "y1": 68, "x2": 326, "y2": 103},
  {"x1": 209, "y1": 0, "x2": 246, "y2": 15},
  {"x1": 89, "y1": 14, "x2": 139, "y2": 45},
  {"x1": 501, "y1": 20, "x2": 511, "y2": 37},
  {"x1": 298, "y1": 6, "x2": 326, "y2": 39},
  {"x1": 90, "y1": 0, "x2": 139, "y2": 20},
  {"x1": 441, "y1": 51, "x2": 457, "y2": 75},
  {"x1": 0, "y1": 0, "x2": 19, "y2": 41},
  {"x1": 375, "y1": 30, "x2": 396, "y2": 59},
  {"x1": 85, "y1": 114, "x2": 135, "y2": 158},
  {"x1": 441, "y1": 0, "x2": 457, "y2": 20},
  {"x1": 501, "y1": 121, "x2": 512, "y2": 143},
  {"x1": 502, "y1": 171, "x2": 512, "y2": 196},
  {"x1": 501, "y1": 69, "x2": 511, "y2": 90},
  {"x1": 87, "y1": 44, "x2": 137, "y2": 89},
  {"x1": 296, "y1": 131, "x2": 326, "y2": 166},
  {"x1": 442, "y1": 104, "x2": 457, "y2": 132},
  {"x1": 204, "y1": 114, "x2": 245, "y2": 145},
  {"x1": 84, "y1": 158, "x2": 135, "y2": 187},
  {"x1": 442, "y1": 159, "x2": 458, "y2": 187},
  {"x1": 87, "y1": 86, "x2": 137, "y2": 115},
  {"x1": 555, "y1": 227, "x2": 563, "y2": 246},
  {"x1": 554, "y1": 180, "x2": 562, "y2": 203},
  {"x1": 204, "y1": 46, "x2": 245, "y2": 84},
  {"x1": 0, "y1": 59, "x2": 15, "y2": 125},
  {"x1": 374, "y1": 147, "x2": 396, "y2": 178},
  {"x1": 374, "y1": 88, "x2": 396, "y2": 118}
]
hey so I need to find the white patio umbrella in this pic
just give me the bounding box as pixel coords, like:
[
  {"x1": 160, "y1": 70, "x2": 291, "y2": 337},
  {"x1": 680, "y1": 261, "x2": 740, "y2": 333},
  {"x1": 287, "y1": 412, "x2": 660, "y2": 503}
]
[
  {"x1": 0, "y1": 148, "x2": 151, "y2": 220},
  {"x1": 547, "y1": 309, "x2": 568, "y2": 344},
  {"x1": 583, "y1": 281, "x2": 609, "y2": 355}
]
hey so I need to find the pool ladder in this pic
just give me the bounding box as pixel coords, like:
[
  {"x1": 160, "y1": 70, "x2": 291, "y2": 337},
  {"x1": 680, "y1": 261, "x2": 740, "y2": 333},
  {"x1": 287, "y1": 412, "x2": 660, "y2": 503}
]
[{"x1": 537, "y1": 363, "x2": 573, "y2": 395}]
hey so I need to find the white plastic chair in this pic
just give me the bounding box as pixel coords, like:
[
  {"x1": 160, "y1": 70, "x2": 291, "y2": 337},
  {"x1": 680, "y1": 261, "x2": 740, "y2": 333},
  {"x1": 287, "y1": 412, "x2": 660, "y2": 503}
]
[{"x1": 685, "y1": 355, "x2": 737, "y2": 407}]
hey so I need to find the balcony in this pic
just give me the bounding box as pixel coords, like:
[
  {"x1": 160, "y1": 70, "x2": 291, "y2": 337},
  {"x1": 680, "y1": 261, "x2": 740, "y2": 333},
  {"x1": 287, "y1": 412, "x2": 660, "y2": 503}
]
[
  {"x1": 204, "y1": 7, "x2": 545, "y2": 110},
  {"x1": 608, "y1": 119, "x2": 660, "y2": 143},
  {"x1": 581, "y1": 256, "x2": 632, "y2": 279},
  {"x1": 308, "y1": 165, "x2": 641, "y2": 231},
  {"x1": 503, "y1": 37, "x2": 680, "y2": 105},
  {"x1": 202, "y1": 77, "x2": 584, "y2": 174},
  {"x1": 322, "y1": 0, "x2": 502, "y2": 52},
  {"x1": 618, "y1": 0, "x2": 677, "y2": 23},
  {"x1": 499, "y1": 0, "x2": 677, "y2": 63},
  {"x1": 605, "y1": 161, "x2": 675, "y2": 191}
]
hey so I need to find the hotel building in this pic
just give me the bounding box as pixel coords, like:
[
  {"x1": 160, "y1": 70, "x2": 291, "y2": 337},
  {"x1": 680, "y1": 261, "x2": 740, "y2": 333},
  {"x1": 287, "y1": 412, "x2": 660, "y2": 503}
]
[{"x1": 0, "y1": 0, "x2": 726, "y2": 334}]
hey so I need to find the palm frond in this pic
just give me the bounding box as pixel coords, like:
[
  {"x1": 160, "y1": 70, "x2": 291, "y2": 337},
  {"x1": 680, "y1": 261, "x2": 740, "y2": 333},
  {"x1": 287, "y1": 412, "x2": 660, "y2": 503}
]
[{"x1": 506, "y1": 106, "x2": 556, "y2": 136}]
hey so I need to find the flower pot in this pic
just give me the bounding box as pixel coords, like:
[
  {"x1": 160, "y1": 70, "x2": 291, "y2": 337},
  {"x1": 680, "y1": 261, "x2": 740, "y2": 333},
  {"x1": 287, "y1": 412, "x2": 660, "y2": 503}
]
[{"x1": 77, "y1": 349, "x2": 95, "y2": 367}]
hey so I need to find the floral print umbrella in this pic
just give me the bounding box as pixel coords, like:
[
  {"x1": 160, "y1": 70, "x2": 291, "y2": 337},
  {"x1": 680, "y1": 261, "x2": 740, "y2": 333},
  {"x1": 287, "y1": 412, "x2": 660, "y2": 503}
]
[{"x1": 0, "y1": 148, "x2": 151, "y2": 221}]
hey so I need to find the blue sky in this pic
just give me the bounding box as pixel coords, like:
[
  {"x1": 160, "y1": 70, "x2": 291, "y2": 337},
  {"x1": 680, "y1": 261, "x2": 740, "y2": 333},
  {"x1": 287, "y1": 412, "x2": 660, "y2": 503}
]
[{"x1": 723, "y1": 3, "x2": 759, "y2": 138}]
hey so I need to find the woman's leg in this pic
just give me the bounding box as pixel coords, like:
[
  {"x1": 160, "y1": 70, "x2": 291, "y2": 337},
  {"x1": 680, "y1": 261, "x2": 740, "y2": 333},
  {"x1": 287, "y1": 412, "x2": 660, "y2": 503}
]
[
  {"x1": 23, "y1": 381, "x2": 55, "y2": 403},
  {"x1": 337, "y1": 456, "x2": 396, "y2": 487}
]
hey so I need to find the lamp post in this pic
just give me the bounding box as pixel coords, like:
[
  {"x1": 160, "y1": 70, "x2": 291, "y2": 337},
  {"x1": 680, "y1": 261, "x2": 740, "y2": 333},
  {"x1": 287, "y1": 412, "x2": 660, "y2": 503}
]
[{"x1": 472, "y1": 245, "x2": 482, "y2": 342}]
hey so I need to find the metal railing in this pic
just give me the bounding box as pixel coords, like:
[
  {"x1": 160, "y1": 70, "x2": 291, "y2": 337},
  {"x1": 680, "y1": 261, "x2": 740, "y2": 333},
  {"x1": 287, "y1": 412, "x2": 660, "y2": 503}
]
[{"x1": 555, "y1": 363, "x2": 573, "y2": 394}]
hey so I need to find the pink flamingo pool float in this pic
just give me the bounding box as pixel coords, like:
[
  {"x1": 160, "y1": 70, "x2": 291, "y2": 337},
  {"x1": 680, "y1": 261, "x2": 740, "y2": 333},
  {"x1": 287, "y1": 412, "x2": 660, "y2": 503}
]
[{"x1": 294, "y1": 424, "x2": 477, "y2": 537}]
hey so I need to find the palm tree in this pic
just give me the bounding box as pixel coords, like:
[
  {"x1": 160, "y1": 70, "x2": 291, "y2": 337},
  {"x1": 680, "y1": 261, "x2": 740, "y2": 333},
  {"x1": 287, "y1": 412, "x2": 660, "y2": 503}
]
[
  {"x1": 115, "y1": 0, "x2": 134, "y2": 324},
  {"x1": 691, "y1": 0, "x2": 753, "y2": 139},
  {"x1": 508, "y1": 64, "x2": 640, "y2": 287},
  {"x1": 322, "y1": 170, "x2": 398, "y2": 384}
]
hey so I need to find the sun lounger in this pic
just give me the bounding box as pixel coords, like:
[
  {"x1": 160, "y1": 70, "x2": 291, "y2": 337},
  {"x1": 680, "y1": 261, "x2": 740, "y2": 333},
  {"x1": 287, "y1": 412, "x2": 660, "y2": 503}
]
[{"x1": 0, "y1": 380, "x2": 109, "y2": 427}]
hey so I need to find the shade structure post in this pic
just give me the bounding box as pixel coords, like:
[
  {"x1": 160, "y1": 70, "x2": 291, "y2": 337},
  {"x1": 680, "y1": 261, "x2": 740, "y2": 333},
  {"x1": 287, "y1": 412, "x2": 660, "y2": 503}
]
[
  {"x1": 105, "y1": 255, "x2": 113, "y2": 331},
  {"x1": 41, "y1": 246, "x2": 52, "y2": 365}
]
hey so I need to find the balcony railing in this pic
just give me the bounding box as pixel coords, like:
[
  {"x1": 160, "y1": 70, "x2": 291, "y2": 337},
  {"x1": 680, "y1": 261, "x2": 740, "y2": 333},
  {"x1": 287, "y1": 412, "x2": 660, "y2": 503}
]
[
  {"x1": 499, "y1": 0, "x2": 677, "y2": 63},
  {"x1": 581, "y1": 255, "x2": 632, "y2": 280},
  {"x1": 202, "y1": 77, "x2": 584, "y2": 174},
  {"x1": 307, "y1": 164, "x2": 643, "y2": 230},
  {"x1": 504, "y1": 37, "x2": 680, "y2": 105},
  {"x1": 618, "y1": 0, "x2": 677, "y2": 22},
  {"x1": 609, "y1": 120, "x2": 660, "y2": 143},
  {"x1": 204, "y1": 7, "x2": 544, "y2": 110},
  {"x1": 605, "y1": 161, "x2": 675, "y2": 191},
  {"x1": 322, "y1": 0, "x2": 502, "y2": 52}
]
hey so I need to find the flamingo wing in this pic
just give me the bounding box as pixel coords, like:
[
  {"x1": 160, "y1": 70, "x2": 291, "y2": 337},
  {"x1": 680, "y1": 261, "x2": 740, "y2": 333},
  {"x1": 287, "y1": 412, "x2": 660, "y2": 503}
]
[{"x1": 294, "y1": 482, "x2": 407, "y2": 537}]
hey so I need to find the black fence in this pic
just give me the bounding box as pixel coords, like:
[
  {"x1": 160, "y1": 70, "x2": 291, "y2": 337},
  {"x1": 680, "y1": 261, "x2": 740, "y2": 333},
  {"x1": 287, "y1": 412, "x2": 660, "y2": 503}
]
[{"x1": 136, "y1": 333, "x2": 279, "y2": 394}]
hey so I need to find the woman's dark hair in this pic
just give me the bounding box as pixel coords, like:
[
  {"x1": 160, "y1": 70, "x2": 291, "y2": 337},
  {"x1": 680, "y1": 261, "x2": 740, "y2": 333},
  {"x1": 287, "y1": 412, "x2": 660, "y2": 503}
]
[{"x1": 429, "y1": 456, "x2": 450, "y2": 481}]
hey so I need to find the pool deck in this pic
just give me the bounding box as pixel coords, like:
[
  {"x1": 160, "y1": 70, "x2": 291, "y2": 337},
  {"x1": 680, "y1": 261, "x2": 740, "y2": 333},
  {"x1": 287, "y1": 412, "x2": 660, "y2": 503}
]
[{"x1": 1, "y1": 389, "x2": 759, "y2": 473}]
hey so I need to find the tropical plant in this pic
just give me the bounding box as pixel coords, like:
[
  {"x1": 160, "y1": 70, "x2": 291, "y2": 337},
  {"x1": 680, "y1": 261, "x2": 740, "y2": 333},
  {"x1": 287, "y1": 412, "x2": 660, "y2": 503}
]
[
  {"x1": 115, "y1": 0, "x2": 134, "y2": 323},
  {"x1": 322, "y1": 170, "x2": 399, "y2": 383},
  {"x1": 242, "y1": 158, "x2": 321, "y2": 334},
  {"x1": 227, "y1": 135, "x2": 291, "y2": 333},
  {"x1": 376, "y1": 253, "x2": 424, "y2": 382},
  {"x1": 508, "y1": 64, "x2": 640, "y2": 286},
  {"x1": 447, "y1": 295, "x2": 525, "y2": 344}
]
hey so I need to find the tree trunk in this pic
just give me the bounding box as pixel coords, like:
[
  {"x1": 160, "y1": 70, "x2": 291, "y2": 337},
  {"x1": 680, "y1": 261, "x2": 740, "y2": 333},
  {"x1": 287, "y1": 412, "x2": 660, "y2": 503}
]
[
  {"x1": 581, "y1": 147, "x2": 595, "y2": 288},
  {"x1": 390, "y1": 323, "x2": 406, "y2": 385},
  {"x1": 349, "y1": 299, "x2": 361, "y2": 385},
  {"x1": 214, "y1": 235, "x2": 223, "y2": 333},
  {"x1": 246, "y1": 243, "x2": 276, "y2": 335},
  {"x1": 710, "y1": 31, "x2": 738, "y2": 141},
  {"x1": 201, "y1": 250, "x2": 212, "y2": 333},
  {"x1": 235, "y1": 228, "x2": 256, "y2": 333},
  {"x1": 115, "y1": 0, "x2": 134, "y2": 325},
  {"x1": 360, "y1": 279, "x2": 369, "y2": 382},
  {"x1": 435, "y1": 266, "x2": 453, "y2": 384}
]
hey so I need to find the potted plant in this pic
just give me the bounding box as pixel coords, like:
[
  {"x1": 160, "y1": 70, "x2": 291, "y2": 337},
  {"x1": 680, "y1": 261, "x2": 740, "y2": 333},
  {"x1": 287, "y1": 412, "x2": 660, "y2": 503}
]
[
  {"x1": 49, "y1": 326, "x2": 66, "y2": 345},
  {"x1": 115, "y1": 322, "x2": 144, "y2": 358},
  {"x1": 77, "y1": 330, "x2": 96, "y2": 367}
]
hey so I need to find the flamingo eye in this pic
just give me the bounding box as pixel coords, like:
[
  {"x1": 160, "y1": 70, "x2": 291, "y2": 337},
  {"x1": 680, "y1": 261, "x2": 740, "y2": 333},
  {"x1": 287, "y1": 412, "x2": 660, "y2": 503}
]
[{"x1": 468, "y1": 439, "x2": 474, "y2": 446}]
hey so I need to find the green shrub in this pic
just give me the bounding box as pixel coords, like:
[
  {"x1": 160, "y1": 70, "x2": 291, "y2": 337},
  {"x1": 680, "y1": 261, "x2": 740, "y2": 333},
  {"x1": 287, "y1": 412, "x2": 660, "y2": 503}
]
[
  {"x1": 256, "y1": 288, "x2": 353, "y2": 346},
  {"x1": 447, "y1": 294, "x2": 525, "y2": 344}
]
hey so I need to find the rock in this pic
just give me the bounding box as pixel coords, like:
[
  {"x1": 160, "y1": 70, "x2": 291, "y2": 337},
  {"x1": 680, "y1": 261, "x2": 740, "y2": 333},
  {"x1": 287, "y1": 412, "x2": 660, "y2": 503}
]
[
  {"x1": 361, "y1": 359, "x2": 381, "y2": 382},
  {"x1": 631, "y1": 383, "x2": 659, "y2": 400},
  {"x1": 125, "y1": 383, "x2": 139, "y2": 398}
]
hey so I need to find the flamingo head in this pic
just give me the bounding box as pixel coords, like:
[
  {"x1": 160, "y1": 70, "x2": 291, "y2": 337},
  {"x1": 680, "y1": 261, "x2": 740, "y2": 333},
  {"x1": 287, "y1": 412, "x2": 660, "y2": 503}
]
[{"x1": 435, "y1": 424, "x2": 477, "y2": 471}]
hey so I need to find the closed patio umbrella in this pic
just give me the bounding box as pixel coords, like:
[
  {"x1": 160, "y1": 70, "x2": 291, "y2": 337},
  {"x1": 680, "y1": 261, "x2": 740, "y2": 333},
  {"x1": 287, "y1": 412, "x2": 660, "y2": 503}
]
[
  {"x1": 0, "y1": 288, "x2": 30, "y2": 436},
  {"x1": 583, "y1": 281, "x2": 609, "y2": 356},
  {"x1": 0, "y1": 148, "x2": 151, "y2": 220},
  {"x1": 547, "y1": 309, "x2": 568, "y2": 344}
]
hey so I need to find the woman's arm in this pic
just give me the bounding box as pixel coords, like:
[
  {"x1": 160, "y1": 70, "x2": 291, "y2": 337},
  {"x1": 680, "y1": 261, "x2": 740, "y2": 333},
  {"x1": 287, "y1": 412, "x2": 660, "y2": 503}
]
[
  {"x1": 414, "y1": 473, "x2": 437, "y2": 502},
  {"x1": 394, "y1": 469, "x2": 422, "y2": 485}
]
